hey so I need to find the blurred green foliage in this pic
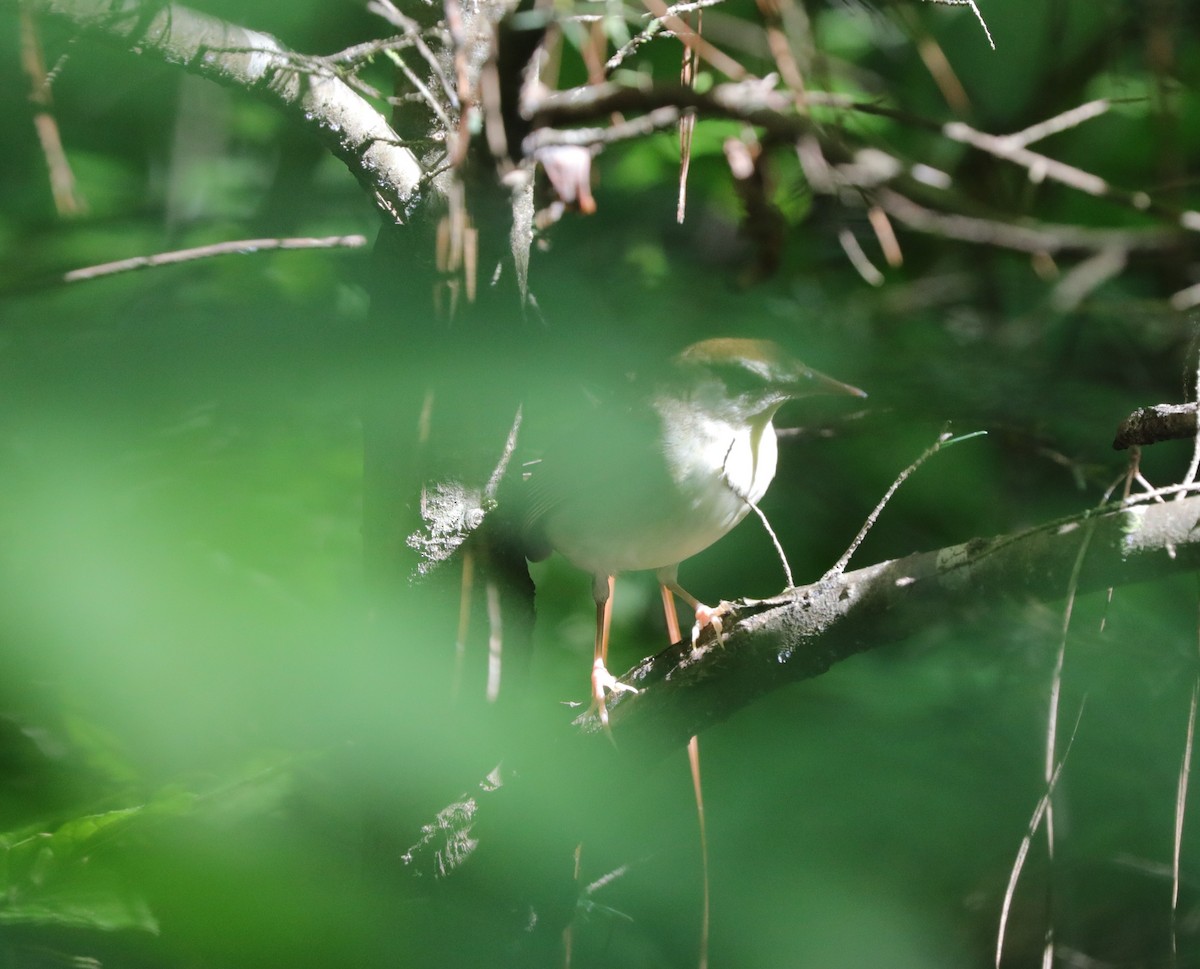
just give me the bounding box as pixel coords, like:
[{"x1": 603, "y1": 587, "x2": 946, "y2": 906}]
[{"x1": 2, "y1": 0, "x2": 1200, "y2": 967}]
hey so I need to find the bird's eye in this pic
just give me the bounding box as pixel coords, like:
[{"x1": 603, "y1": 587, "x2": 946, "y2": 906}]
[{"x1": 708, "y1": 360, "x2": 769, "y2": 396}]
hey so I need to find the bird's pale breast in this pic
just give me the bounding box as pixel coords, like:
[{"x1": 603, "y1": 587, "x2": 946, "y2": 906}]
[{"x1": 544, "y1": 413, "x2": 778, "y2": 576}]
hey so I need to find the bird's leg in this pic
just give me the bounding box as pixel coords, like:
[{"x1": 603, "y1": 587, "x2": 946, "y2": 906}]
[
  {"x1": 591, "y1": 573, "x2": 637, "y2": 728},
  {"x1": 656, "y1": 566, "x2": 725, "y2": 645},
  {"x1": 660, "y1": 584, "x2": 683, "y2": 643}
]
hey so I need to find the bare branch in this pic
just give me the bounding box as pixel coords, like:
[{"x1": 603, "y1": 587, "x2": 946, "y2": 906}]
[
  {"x1": 1006, "y1": 98, "x2": 1111, "y2": 147},
  {"x1": 876, "y1": 189, "x2": 1179, "y2": 255},
  {"x1": 837, "y1": 227, "x2": 884, "y2": 286},
  {"x1": 404, "y1": 491, "x2": 1200, "y2": 880},
  {"x1": 1050, "y1": 246, "x2": 1126, "y2": 312},
  {"x1": 1173, "y1": 680, "x2": 1197, "y2": 923},
  {"x1": 640, "y1": 0, "x2": 747, "y2": 81},
  {"x1": 943, "y1": 119, "x2": 1108, "y2": 196},
  {"x1": 605, "y1": 0, "x2": 728, "y2": 75},
  {"x1": 923, "y1": 0, "x2": 995, "y2": 50},
  {"x1": 996, "y1": 707, "x2": 1081, "y2": 967},
  {"x1": 59, "y1": 235, "x2": 368, "y2": 284},
  {"x1": 1113, "y1": 403, "x2": 1199, "y2": 450},
  {"x1": 1172, "y1": 282, "x2": 1200, "y2": 312},
  {"x1": 19, "y1": 8, "x2": 86, "y2": 216},
  {"x1": 531, "y1": 83, "x2": 1198, "y2": 247},
  {"x1": 588, "y1": 492, "x2": 1200, "y2": 754},
  {"x1": 24, "y1": 0, "x2": 423, "y2": 223},
  {"x1": 367, "y1": 0, "x2": 458, "y2": 108},
  {"x1": 325, "y1": 34, "x2": 410, "y2": 67},
  {"x1": 528, "y1": 78, "x2": 799, "y2": 138},
  {"x1": 385, "y1": 47, "x2": 452, "y2": 129},
  {"x1": 824, "y1": 430, "x2": 978, "y2": 579},
  {"x1": 525, "y1": 106, "x2": 683, "y2": 151}
]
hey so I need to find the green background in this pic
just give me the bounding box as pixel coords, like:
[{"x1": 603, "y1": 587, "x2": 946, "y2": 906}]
[{"x1": 2, "y1": 0, "x2": 1199, "y2": 966}]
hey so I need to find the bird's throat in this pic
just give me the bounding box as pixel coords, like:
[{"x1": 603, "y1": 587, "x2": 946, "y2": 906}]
[{"x1": 659, "y1": 402, "x2": 779, "y2": 539}]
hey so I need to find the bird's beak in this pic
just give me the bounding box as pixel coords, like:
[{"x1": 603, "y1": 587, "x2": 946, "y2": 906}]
[{"x1": 797, "y1": 367, "x2": 868, "y2": 400}]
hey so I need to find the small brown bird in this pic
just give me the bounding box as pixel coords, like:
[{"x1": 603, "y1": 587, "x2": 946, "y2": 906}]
[{"x1": 523, "y1": 338, "x2": 865, "y2": 725}]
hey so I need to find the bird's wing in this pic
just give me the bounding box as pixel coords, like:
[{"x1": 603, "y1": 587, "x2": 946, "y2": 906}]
[{"x1": 516, "y1": 383, "x2": 679, "y2": 564}]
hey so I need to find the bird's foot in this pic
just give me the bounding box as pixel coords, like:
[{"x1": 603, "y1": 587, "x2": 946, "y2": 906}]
[
  {"x1": 591, "y1": 658, "x2": 639, "y2": 728},
  {"x1": 691, "y1": 601, "x2": 729, "y2": 647}
]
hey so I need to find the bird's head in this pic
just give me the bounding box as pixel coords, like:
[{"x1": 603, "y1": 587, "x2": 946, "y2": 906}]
[{"x1": 670, "y1": 338, "x2": 866, "y2": 425}]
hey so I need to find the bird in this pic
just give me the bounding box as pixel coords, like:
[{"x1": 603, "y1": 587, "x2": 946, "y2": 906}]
[{"x1": 520, "y1": 337, "x2": 866, "y2": 727}]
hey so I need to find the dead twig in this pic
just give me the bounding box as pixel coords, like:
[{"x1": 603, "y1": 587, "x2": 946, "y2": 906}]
[
  {"x1": 26, "y1": 0, "x2": 423, "y2": 223},
  {"x1": 823, "y1": 429, "x2": 985, "y2": 580},
  {"x1": 59, "y1": 235, "x2": 367, "y2": 284},
  {"x1": 19, "y1": 8, "x2": 86, "y2": 216},
  {"x1": 1114, "y1": 404, "x2": 1200, "y2": 450},
  {"x1": 639, "y1": 0, "x2": 747, "y2": 80},
  {"x1": 386, "y1": 47, "x2": 453, "y2": 129},
  {"x1": 605, "y1": 0, "x2": 728, "y2": 75},
  {"x1": 368, "y1": 0, "x2": 458, "y2": 108},
  {"x1": 923, "y1": 0, "x2": 994, "y2": 50},
  {"x1": 876, "y1": 189, "x2": 1179, "y2": 255}
]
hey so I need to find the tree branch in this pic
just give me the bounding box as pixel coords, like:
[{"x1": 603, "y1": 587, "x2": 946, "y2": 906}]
[
  {"x1": 1114, "y1": 403, "x2": 1200, "y2": 450},
  {"x1": 60, "y1": 234, "x2": 368, "y2": 283},
  {"x1": 874, "y1": 188, "x2": 1178, "y2": 255},
  {"x1": 403, "y1": 490, "x2": 1200, "y2": 884},
  {"x1": 595, "y1": 491, "x2": 1200, "y2": 759},
  {"x1": 528, "y1": 81, "x2": 1196, "y2": 256},
  {"x1": 23, "y1": 0, "x2": 424, "y2": 223}
]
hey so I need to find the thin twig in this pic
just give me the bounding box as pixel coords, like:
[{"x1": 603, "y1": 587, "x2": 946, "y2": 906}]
[
  {"x1": 1007, "y1": 99, "x2": 1111, "y2": 148},
  {"x1": 19, "y1": 8, "x2": 86, "y2": 216},
  {"x1": 386, "y1": 48, "x2": 453, "y2": 129},
  {"x1": 943, "y1": 120, "x2": 1107, "y2": 196},
  {"x1": 995, "y1": 703, "x2": 1085, "y2": 968},
  {"x1": 453, "y1": 550, "x2": 475, "y2": 701},
  {"x1": 1132, "y1": 470, "x2": 1168, "y2": 502},
  {"x1": 27, "y1": 1, "x2": 422, "y2": 222},
  {"x1": 203, "y1": 44, "x2": 388, "y2": 100},
  {"x1": 745, "y1": 498, "x2": 793, "y2": 587},
  {"x1": 368, "y1": 0, "x2": 458, "y2": 107},
  {"x1": 1050, "y1": 246, "x2": 1126, "y2": 312},
  {"x1": 1173, "y1": 677, "x2": 1197, "y2": 927},
  {"x1": 877, "y1": 189, "x2": 1179, "y2": 255},
  {"x1": 531, "y1": 81, "x2": 1197, "y2": 235},
  {"x1": 485, "y1": 407, "x2": 524, "y2": 505},
  {"x1": 525, "y1": 106, "x2": 683, "y2": 152},
  {"x1": 911, "y1": 21, "x2": 970, "y2": 114},
  {"x1": 61, "y1": 235, "x2": 367, "y2": 284},
  {"x1": 62, "y1": 235, "x2": 367, "y2": 282},
  {"x1": 867, "y1": 206, "x2": 903, "y2": 267},
  {"x1": 837, "y1": 227, "x2": 884, "y2": 286},
  {"x1": 1000, "y1": 474, "x2": 1121, "y2": 966},
  {"x1": 1124, "y1": 480, "x2": 1200, "y2": 503},
  {"x1": 1099, "y1": 469, "x2": 1135, "y2": 635},
  {"x1": 639, "y1": 0, "x2": 747, "y2": 80},
  {"x1": 1172, "y1": 282, "x2": 1200, "y2": 312},
  {"x1": 326, "y1": 35, "x2": 412, "y2": 66},
  {"x1": 606, "y1": 17, "x2": 666, "y2": 74},
  {"x1": 486, "y1": 579, "x2": 503, "y2": 703},
  {"x1": 605, "y1": 0, "x2": 728, "y2": 75},
  {"x1": 676, "y1": 5, "x2": 699, "y2": 223},
  {"x1": 1179, "y1": 350, "x2": 1200, "y2": 491},
  {"x1": 823, "y1": 430, "x2": 986, "y2": 579},
  {"x1": 1042, "y1": 513, "x2": 1098, "y2": 851},
  {"x1": 757, "y1": 0, "x2": 811, "y2": 105},
  {"x1": 924, "y1": 0, "x2": 995, "y2": 50},
  {"x1": 687, "y1": 733, "x2": 710, "y2": 969}
]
